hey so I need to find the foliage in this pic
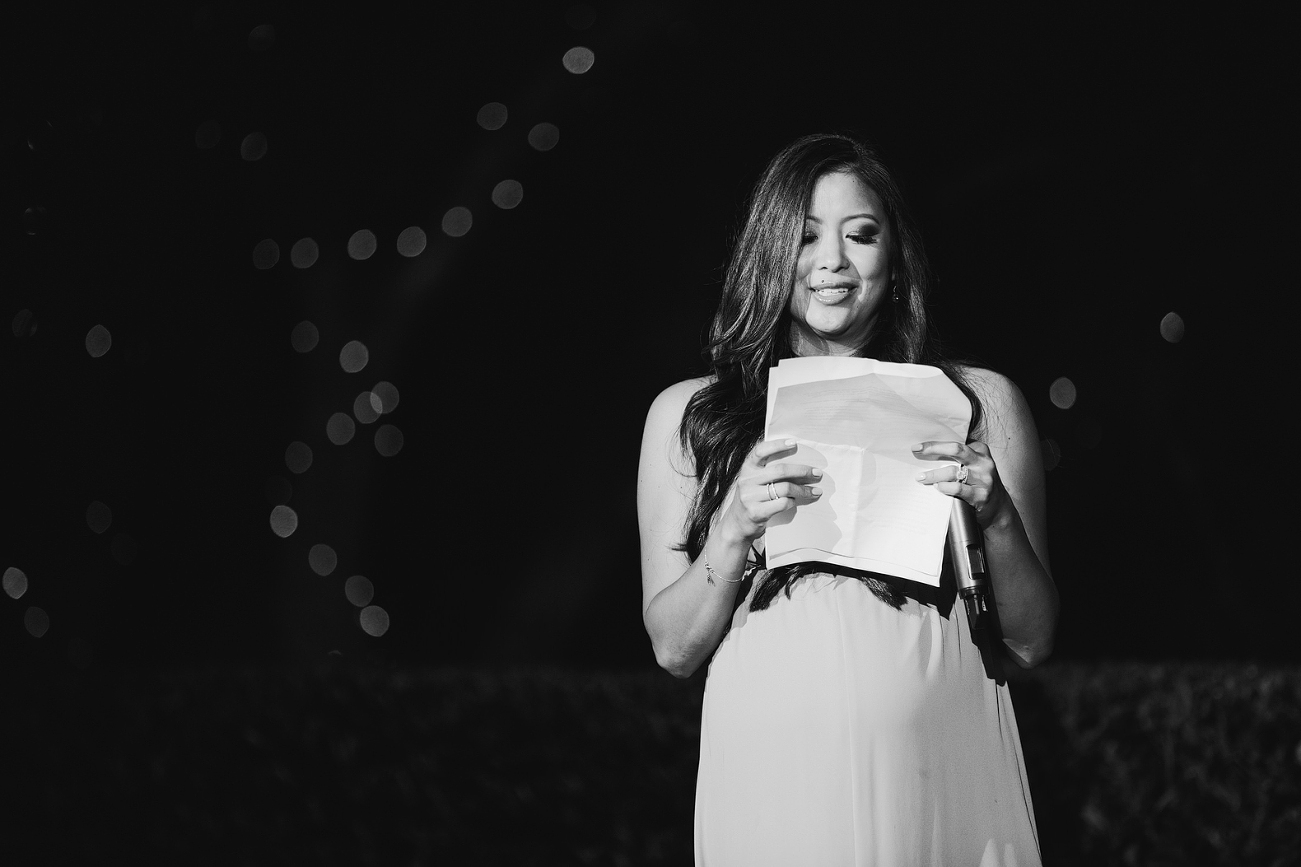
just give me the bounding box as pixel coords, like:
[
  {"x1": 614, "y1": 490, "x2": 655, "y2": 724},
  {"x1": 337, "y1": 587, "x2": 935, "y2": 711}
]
[{"x1": 2, "y1": 662, "x2": 1297, "y2": 865}]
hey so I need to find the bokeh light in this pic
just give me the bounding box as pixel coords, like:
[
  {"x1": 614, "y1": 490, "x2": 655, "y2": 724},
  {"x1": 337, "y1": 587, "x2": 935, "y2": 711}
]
[
  {"x1": 290, "y1": 237, "x2": 319, "y2": 269},
  {"x1": 85, "y1": 325, "x2": 112, "y2": 358},
  {"x1": 1041, "y1": 438, "x2": 1061, "y2": 472},
  {"x1": 371, "y1": 381, "x2": 400, "y2": 414},
  {"x1": 270, "y1": 505, "x2": 298, "y2": 538},
  {"x1": 344, "y1": 575, "x2": 374, "y2": 607},
  {"x1": 248, "y1": 24, "x2": 276, "y2": 50},
  {"x1": 13, "y1": 308, "x2": 37, "y2": 338},
  {"x1": 492, "y1": 180, "x2": 524, "y2": 210},
  {"x1": 253, "y1": 239, "x2": 280, "y2": 269},
  {"x1": 1049, "y1": 377, "x2": 1077, "y2": 410},
  {"x1": 562, "y1": 46, "x2": 595, "y2": 73},
  {"x1": 241, "y1": 132, "x2": 268, "y2": 161},
  {"x1": 442, "y1": 207, "x2": 472, "y2": 237},
  {"x1": 194, "y1": 120, "x2": 221, "y2": 149},
  {"x1": 285, "y1": 441, "x2": 313, "y2": 474},
  {"x1": 110, "y1": 534, "x2": 137, "y2": 566},
  {"x1": 347, "y1": 229, "x2": 377, "y2": 260},
  {"x1": 528, "y1": 123, "x2": 560, "y2": 152},
  {"x1": 353, "y1": 391, "x2": 380, "y2": 424},
  {"x1": 360, "y1": 605, "x2": 390, "y2": 637},
  {"x1": 264, "y1": 475, "x2": 292, "y2": 505},
  {"x1": 1161, "y1": 311, "x2": 1185, "y2": 343},
  {"x1": 290, "y1": 320, "x2": 319, "y2": 353},
  {"x1": 375, "y1": 424, "x2": 404, "y2": 457},
  {"x1": 86, "y1": 500, "x2": 112, "y2": 534},
  {"x1": 396, "y1": 226, "x2": 426, "y2": 257},
  {"x1": 309, "y1": 544, "x2": 337, "y2": 576},
  {"x1": 326, "y1": 412, "x2": 356, "y2": 445},
  {"x1": 477, "y1": 102, "x2": 508, "y2": 130},
  {"x1": 25, "y1": 607, "x2": 50, "y2": 638},
  {"x1": 340, "y1": 340, "x2": 369, "y2": 373},
  {"x1": 3, "y1": 567, "x2": 27, "y2": 600}
]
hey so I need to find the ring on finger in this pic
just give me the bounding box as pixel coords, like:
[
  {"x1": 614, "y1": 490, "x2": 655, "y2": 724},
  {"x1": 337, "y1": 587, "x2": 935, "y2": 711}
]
[
  {"x1": 767, "y1": 482, "x2": 777, "y2": 501},
  {"x1": 955, "y1": 464, "x2": 969, "y2": 484}
]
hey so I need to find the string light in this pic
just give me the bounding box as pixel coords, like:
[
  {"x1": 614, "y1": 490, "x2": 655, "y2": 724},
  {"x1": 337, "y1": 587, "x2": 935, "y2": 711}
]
[
  {"x1": 360, "y1": 605, "x2": 390, "y2": 637},
  {"x1": 562, "y1": 46, "x2": 595, "y2": 74},
  {"x1": 528, "y1": 123, "x2": 560, "y2": 152},
  {"x1": 344, "y1": 575, "x2": 374, "y2": 607},
  {"x1": 290, "y1": 321, "x2": 319, "y2": 353},
  {"x1": 371, "y1": 381, "x2": 399, "y2": 414},
  {"x1": 492, "y1": 180, "x2": 524, "y2": 209},
  {"x1": 476, "y1": 102, "x2": 508, "y2": 130},
  {"x1": 270, "y1": 505, "x2": 298, "y2": 538},
  {"x1": 375, "y1": 424, "x2": 404, "y2": 457},
  {"x1": 291, "y1": 238, "x2": 319, "y2": 269},
  {"x1": 86, "y1": 501, "x2": 112, "y2": 534},
  {"x1": 85, "y1": 325, "x2": 112, "y2": 358},
  {"x1": 2, "y1": 567, "x2": 27, "y2": 600},
  {"x1": 24, "y1": 607, "x2": 50, "y2": 639},
  {"x1": 339, "y1": 340, "x2": 369, "y2": 373},
  {"x1": 309, "y1": 544, "x2": 338, "y2": 576},
  {"x1": 1160, "y1": 312, "x2": 1185, "y2": 343},
  {"x1": 1049, "y1": 377, "x2": 1077, "y2": 410},
  {"x1": 285, "y1": 441, "x2": 313, "y2": 474},
  {"x1": 353, "y1": 391, "x2": 380, "y2": 424},
  {"x1": 326, "y1": 412, "x2": 356, "y2": 445},
  {"x1": 252, "y1": 239, "x2": 280, "y2": 269},
  {"x1": 396, "y1": 226, "x2": 426, "y2": 258},
  {"x1": 347, "y1": 230, "x2": 377, "y2": 261},
  {"x1": 241, "y1": 132, "x2": 268, "y2": 161},
  {"x1": 442, "y1": 207, "x2": 472, "y2": 237}
]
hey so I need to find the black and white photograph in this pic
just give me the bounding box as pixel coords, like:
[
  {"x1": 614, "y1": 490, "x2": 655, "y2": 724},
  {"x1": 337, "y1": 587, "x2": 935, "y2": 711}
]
[{"x1": 4, "y1": 3, "x2": 1297, "y2": 864}]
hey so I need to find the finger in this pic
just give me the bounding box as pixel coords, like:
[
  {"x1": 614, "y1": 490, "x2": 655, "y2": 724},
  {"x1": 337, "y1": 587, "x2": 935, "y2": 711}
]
[
  {"x1": 752, "y1": 438, "x2": 799, "y2": 464},
  {"x1": 763, "y1": 462, "x2": 823, "y2": 484},
  {"x1": 766, "y1": 480, "x2": 822, "y2": 502},
  {"x1": 932, "y1": 481, "x2": 970, "y2": 498},
  {"x1": 911, "y1": 441, "x2": 970, "y2": 461},
  {"x1": 914, "y1": 464, "x2": 965, "y2": 486}
]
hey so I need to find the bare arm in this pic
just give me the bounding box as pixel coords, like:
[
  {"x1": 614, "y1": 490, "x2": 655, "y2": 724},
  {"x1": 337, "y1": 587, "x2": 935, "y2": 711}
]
[
  {"x1": 637, "y1": 379, "x2": 821, "y2": 678},
  {"x1": 915, "y1": 370, "x2": 1058, "y2": 668}
]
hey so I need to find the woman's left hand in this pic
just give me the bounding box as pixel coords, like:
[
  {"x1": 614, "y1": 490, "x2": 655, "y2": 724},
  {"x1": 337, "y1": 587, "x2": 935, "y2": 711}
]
[{"x1": 912, "y1": 441, "x2": 1010, "y2": 528}]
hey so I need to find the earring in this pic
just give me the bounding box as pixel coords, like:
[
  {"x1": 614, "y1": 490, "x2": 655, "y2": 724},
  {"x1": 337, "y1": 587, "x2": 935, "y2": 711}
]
[{"x1": 892, "y1": 283, "x2": 900, "y2": 303}]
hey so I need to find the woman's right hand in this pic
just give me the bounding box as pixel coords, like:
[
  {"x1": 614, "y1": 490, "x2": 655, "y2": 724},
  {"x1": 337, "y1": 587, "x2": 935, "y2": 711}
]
[{"x1": 722, "y1": 439, "x2": 823, "y2": 543}]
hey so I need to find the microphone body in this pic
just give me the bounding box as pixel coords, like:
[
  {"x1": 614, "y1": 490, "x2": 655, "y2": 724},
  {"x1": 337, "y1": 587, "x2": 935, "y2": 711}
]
[{"x1": 947, "y1": 498, "x2": 991, "y2": 636}]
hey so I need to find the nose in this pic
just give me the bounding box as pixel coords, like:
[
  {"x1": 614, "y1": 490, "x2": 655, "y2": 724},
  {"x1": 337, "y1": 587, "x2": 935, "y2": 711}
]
[{"x1": 813, "y1": 233, "x2": 849, "y2": 272}]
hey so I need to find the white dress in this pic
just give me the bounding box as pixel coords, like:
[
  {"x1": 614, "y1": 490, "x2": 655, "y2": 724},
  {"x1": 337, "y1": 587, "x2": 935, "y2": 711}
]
[{"x1": 693, "y1": 569, "x2": 1042, "y2": 866}]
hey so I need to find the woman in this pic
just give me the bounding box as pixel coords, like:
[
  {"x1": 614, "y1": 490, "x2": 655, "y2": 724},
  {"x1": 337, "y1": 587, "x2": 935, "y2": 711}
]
[{"x1": 636, "y1": 134, "x2": 1057, "y2": 865}]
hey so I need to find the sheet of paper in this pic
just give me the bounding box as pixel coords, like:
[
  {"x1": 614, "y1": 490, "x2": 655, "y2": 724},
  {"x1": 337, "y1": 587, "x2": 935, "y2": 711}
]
[{"x1": 763, "y1": 357, "x2": 972, "y2": 586}]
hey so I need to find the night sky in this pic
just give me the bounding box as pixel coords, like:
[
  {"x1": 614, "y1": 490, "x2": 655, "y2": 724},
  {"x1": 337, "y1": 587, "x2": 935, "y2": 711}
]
[{"x1": 5, "y1": 3, "x2": 1296, "y2": 670}]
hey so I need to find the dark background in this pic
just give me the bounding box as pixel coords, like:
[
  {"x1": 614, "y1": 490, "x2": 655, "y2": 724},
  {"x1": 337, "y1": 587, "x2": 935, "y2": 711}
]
[{"x1": 4, "y1": 2, "x2": 1296, "y2": 671}]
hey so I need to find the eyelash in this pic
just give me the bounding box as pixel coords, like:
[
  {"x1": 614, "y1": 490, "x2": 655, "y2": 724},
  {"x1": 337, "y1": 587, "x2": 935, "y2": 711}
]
[{"x1": 801, "y1": 232, "x2": 878, "y2": 246}]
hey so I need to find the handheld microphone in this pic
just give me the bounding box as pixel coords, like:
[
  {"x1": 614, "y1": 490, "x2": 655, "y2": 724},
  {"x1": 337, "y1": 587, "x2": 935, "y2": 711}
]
[{"x1": 947, "y1": 498, "x2": 990, "y2": 637}]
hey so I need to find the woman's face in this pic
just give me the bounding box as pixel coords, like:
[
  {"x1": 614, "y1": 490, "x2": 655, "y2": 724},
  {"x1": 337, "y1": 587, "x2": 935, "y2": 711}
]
[{"x1": 788, "y1": 171, "x2": 893, "y2": 356}]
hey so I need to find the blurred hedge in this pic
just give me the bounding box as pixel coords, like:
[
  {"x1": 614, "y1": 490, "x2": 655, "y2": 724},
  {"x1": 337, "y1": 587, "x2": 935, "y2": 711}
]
[{"x1": 2, "y1": 661, "x2": 1298, "y2": 866}]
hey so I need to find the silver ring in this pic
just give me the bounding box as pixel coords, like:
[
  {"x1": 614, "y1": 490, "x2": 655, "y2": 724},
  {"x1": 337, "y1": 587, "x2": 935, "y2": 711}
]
[
  {"x1": 767, "y1": 482, "x2": 777, "y2": 501},
  {"x1": 954, "y1": 464, "x2": 969, "y2": 484}
]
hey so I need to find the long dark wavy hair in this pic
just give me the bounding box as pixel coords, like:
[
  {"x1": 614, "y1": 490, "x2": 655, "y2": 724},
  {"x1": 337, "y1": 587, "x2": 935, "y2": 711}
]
[{"x1": 679, "y1": 133, "x2": 984, "y2": 610}]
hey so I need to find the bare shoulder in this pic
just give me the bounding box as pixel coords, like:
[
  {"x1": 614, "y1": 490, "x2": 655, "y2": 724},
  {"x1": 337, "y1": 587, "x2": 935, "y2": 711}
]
[
  {"x1": 641, "y1": 376, "x2": 713, "y2": 475},
  {"x1": 958, "y1": 366, "x2": 1036, "y2": 447},
  {"x1": 646, "y1": 376, "x2": 713, "y2": 423}
]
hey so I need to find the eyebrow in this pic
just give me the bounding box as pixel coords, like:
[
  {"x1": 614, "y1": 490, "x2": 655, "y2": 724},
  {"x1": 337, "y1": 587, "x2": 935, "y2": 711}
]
[{"x1": 805, "y1": 213, "x2": 881, "y2": 224}]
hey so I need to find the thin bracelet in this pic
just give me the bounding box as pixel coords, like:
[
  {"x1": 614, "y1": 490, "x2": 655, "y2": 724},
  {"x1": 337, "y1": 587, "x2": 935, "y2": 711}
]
[{"x1": 703, "y1": 551, "x2": 744, "y2": 585}]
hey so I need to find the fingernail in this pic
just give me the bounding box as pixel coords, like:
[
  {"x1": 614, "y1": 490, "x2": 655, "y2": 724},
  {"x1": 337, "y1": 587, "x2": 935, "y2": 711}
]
[
  {"x1": 915, "y1": 473, "x2": 926, "y2": 482},
  {"x1": 811, "y1": 468, "x2": 823, "y2": 479},
  {"x1": 912, "y1": 444, "x2": 924, "y2": 452},
  {"x1": 785, "y1": 439, "x2": 797, "y2": 447},
  {"x1": 810, "y1": 487, "x2": 822, "y2": 496}
]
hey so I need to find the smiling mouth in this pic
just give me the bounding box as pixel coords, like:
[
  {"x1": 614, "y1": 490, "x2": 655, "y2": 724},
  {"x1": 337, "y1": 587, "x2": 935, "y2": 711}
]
[{"x1": 811, "y1": 283, "x2": 855, "y2": 300}]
